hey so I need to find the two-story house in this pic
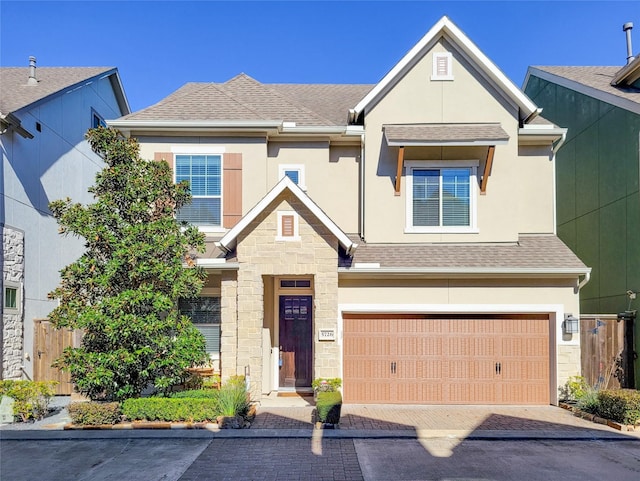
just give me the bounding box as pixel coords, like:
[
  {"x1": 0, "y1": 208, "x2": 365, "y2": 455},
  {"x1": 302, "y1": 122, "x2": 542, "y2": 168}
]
[
  {"x1": 110, "y1": 17, "x2": 588, "y2": 405},
  {"x1": 1, "y1": 58, "x2": 129, "y2": 391}
]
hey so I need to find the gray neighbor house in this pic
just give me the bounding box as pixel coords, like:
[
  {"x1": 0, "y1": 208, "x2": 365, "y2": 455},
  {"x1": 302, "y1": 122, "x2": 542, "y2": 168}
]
[
  {"x1": 524, "y1": 23, "x2": 640, "y2": 388},
  {"x1": 1, "y1": 58, "x2": 129, "y2": 392}
]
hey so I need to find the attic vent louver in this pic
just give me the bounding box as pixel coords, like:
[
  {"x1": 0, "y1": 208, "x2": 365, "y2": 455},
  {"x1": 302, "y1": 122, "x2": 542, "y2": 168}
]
[{"x1": 27, "y1": 56, "x2": 38, "y2": 86}]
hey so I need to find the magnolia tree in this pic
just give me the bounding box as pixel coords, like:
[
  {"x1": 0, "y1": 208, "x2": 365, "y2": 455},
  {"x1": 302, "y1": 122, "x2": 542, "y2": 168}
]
[{"x1": 48, "y1": 127, "x2": 207, "y2": 401}]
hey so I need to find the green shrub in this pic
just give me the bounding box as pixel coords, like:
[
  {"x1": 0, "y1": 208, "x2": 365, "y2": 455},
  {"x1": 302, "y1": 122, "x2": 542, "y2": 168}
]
[
  {"x1": 559, "y1": 376, "x2": 589, "y2": 401},
  {"x1": 0, "y1": 380, "x2": 58, "y2": 422},
  {"x1": 170, "y1": 389, "x2": 220, "y2": 399},
  {"x1": 596, "y1": 389, "x2": 640, "y2": 425},
  {"x1": 576, "y1": 387, "x2": 599, "y2": 414},
  {"x1": 217, "y1": 381, "x2": 249, "y2": 417},
  {"x1": 315, "y1": 391, "x2": 342, "y2": 424},
  {"x1": 68, "y1": 402, "x2": 121, "y2": 425},
  {"x1": 121, "y1": 397, "x2": 218, "y2": 422},
  {"x1": 312, "y1": 378, "x2": 342, "y2": 393}
]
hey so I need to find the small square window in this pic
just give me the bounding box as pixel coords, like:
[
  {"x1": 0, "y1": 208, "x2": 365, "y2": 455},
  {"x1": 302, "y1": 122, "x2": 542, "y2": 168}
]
[
  {"x1": 92, "y1": 109, "x2": 106, "y2": 128},
  {"x1": 278, "y1": 164, "x2": 306, "y2": 190},
  {"x1": 4, "y1": 286, "x2": 18, "y2": 310}
]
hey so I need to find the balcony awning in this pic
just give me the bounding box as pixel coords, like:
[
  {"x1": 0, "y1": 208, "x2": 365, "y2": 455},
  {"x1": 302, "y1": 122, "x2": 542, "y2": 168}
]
[{"x1": 383, "y1": 123, "x2": 509, "y2": 147}]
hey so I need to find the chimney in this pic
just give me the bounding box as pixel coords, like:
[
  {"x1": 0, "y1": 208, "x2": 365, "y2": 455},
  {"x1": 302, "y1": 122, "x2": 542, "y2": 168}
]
[
  {"x1": 623, "y1": 22, "x2": 634, "y2": 65},
  {"x1": 27, "y1": 56, "x2": 37, "y2": 85}
]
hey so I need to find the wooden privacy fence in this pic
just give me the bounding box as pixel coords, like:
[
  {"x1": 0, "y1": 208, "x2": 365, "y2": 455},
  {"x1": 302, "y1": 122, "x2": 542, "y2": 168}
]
[
  {"x1": 33, "y1": 319, "x2": 79, "y2": 395},
  {"x1": 579, "y1": 315, "x2": 624, "y2": 390}
]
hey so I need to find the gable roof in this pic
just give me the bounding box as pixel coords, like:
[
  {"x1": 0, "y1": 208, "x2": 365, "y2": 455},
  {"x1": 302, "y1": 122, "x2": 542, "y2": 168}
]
[
  {"x1": 353, "y1": 16, "x2": 538, "y2": 122},
  {"x1": 119, "y1": 73, "x2": 373, "y2": 127},
  {"x1": 217, "y1": 175, "x2": 357, "y2": 254},
  {"x1": 0, "y1": 66, "x2": 129, "y2": 116},
  {"x1": 526, "y1": 66, "x2": 640, "y2": 115}
]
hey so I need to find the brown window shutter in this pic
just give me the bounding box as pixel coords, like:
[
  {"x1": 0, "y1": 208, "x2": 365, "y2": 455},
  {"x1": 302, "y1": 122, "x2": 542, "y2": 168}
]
[
  {"x1": 281, "y1": 215, "x2": 295, "y2": 237},
  {"x1": 154, "y1": 152, "x2": 174, "y2": 171},
  {"x1": 223, "y1": 153, "x2": 242, "y2": 228}
]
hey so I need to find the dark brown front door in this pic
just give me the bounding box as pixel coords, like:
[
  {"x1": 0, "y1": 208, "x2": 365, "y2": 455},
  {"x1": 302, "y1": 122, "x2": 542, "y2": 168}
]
[{"x1": 279, "y1": 296, "x2": 313, "y2": 388}]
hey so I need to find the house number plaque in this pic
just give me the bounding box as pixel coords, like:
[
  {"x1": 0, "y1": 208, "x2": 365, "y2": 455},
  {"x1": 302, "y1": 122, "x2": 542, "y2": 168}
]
[{"x1": 318, "y1": 329, "x2": 336, "y2": 341}]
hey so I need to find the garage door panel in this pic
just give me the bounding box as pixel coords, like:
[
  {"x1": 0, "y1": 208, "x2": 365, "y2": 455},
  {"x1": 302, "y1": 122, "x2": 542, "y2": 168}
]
[{"x1": 343, "y1": 315, "x2": 550, "y2": 405}]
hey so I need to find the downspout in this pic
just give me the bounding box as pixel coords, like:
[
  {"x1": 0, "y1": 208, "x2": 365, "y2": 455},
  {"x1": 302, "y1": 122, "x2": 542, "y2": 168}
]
[
  {"x1": 359, "y1": 132, "x2": 365, "y2": 241},
  {"x1": 552, "y1": 130, "x2": 567, "y2": 154},
  {"x1": 578, "y1": 270, "x2": 591, "y2": 291}
]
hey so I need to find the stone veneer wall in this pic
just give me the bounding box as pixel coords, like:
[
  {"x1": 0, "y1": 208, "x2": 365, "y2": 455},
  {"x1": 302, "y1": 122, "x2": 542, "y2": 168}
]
[
  {"x1": 2, "y1": 226, "x2": 25, "y2": 379},
  {"x1": 556, "y1": 344, "x2": 581, "y2": 396},
  {"x1": 228, "y1": 192, "x2": 340, "y2": 396}
]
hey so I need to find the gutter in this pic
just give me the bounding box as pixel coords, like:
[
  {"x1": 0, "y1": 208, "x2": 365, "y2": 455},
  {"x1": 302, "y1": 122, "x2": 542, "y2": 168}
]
[
  {"x1": 338, "y1": 266, "x2": 591, "y2": 277},
  {"x1": 552, "y1": 130, "x2": 567, "y2": 154},
  {"x1": 577, "y1": 270, "x2": 591, "y2": 291}
]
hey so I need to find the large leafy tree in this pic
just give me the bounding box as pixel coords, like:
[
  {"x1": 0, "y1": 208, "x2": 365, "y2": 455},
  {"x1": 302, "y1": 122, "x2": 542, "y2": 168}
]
[{"x1": 48, "y1": 127, "x2": 208, "y2": 401}]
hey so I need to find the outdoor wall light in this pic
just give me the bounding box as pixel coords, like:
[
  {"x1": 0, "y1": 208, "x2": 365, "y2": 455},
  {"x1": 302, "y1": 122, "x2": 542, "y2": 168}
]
[{"x1": 563, "y1": 314, "x2": 580, "y2": 334}]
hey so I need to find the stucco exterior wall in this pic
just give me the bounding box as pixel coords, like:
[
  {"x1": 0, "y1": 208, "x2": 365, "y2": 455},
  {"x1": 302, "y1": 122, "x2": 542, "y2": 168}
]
[
  {"x1": 362, "y1": 39, "x2": 552, "y2": 243},
  {"x1": 1, "y1": 75, "x2": 123, "y2": 378},
  {"x1": 2, "y1": 226, "x2": 24, "y2": 379}
]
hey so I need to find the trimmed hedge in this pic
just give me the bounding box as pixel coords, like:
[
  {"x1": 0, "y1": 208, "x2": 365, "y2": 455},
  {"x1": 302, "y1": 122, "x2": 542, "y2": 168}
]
[
  {"x1": 316, "y1": 391, "x2": 342, "y2": 424},
  {"x1": 68, "y1": 402, "x2": 121, "y2": 425},
  {"x1": 122, "y1": 398, "x2": 218, "y2": 422},
  {"x1": 596, "y1": 389, "x2": 640, "y2": 425},
  {"x1": 0, "y1": 380, "x2": 57, "y2": 422},
  {"x1": 170, "y1": 389, "x2": 219, "y2": 399}
]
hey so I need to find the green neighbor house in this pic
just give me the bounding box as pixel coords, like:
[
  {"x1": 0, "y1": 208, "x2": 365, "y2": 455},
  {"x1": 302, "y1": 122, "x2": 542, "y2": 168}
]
[{"x1": 524, "y1": 44, "x2": 640, "y2": 387}]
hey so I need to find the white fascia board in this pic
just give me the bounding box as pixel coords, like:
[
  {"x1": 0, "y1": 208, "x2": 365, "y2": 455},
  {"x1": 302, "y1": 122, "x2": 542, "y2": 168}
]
[
  {"x1": 107, "y1": 71, "x2": 132, "y2": 115},
  {"x1": 181, "y1": 260, "x2": 239, "y2": 269},
  {"x1": 279, "y1": 126, "x2": 349, "y2": 135},
  {"x1": 217, "y1": 176, "x2": 356, "y2": 253},
  {"x1": 339, "y1": 303, "x2": 565, "y2": 314},
  {"x1": 386, "y1": 139, "x2": 509, "y2": 147},
  {"x1": 338, "y1": 266, "x2": 590, "y2": 277},
  {"x1": 527, "y1": 67, "x2": 640, "y2": 116},
  {"x1": 518, "y1": 126, "x2": 567, "y2": 143},
  {"x1": 107, "y1": 119, "x2": 283, "y2": 132},
  {"x1": 354, "y1": 16, "x2": 537, "y2": 118}
]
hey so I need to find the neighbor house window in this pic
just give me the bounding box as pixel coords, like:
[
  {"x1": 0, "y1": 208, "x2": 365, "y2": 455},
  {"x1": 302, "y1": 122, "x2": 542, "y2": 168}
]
[
  {"x1": 406, "y1": 161, "x2": 478, "y2": 233},
  {"x1": 91, "y1": 109, "x2": 106, "y2": 128},
  {"x1": 178, "y1": 297, "x2": 221, "y2": 356},
  {"x1": 431, "y1": 52, "x2": 453, "y2": 80},
  {"x1": 278, "y1": 164, "x2": 306, "y2": 190},
  {"x1": 175, "y1": 154, "x2": 222, "y2": 226},
  {"x1": 4, "y1": 285, "x2": 19, "y2": 311}
]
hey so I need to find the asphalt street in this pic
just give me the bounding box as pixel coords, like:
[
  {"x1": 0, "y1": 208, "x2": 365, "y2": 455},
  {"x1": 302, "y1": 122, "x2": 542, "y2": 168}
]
[{"x1": 2, "y1": 436, "x2": 640, "y2": 481}]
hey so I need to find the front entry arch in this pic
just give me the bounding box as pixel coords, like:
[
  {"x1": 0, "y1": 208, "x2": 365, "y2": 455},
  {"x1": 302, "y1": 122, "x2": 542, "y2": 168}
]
[{"x1": 279, "y1": 295, "x2": 313, "y2": 388}]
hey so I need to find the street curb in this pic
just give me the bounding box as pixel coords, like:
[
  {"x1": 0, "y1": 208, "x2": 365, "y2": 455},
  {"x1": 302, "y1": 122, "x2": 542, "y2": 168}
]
[{"x1": 2, "y1": 428, "x2": 639, "y2": 441}]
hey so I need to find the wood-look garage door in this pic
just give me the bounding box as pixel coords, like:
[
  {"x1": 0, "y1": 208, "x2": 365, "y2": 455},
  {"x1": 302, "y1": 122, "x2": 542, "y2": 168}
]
[{"x1": 343, "y1": 314, "x2": 550, "y2": 404}]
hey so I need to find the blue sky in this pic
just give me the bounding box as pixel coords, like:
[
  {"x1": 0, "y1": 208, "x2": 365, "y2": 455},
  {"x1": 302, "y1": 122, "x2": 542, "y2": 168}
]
[{"x1": 1, "y1": 1, "x2": 637, "y2": 112}]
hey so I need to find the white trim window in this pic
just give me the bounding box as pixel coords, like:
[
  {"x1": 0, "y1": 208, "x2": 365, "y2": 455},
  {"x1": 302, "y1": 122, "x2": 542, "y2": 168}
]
[
  {"x1": 406, "y1": 160, "x2": 478, "y2": 233},
  {"x1": 278, "y1": 164, "x2": 306, "y2": 190},
  {"x1": 431, "y1": 52, "x2": 454, "y2": 81},
  {"x1": 175, "y1": 154, "x2": 222, "y2": 226},
  {"x1": 276, "y1": 211, "x2": 300, "y2": 241},
  {"x1": 4, "y1": 282, "x2": 20, "y2": 312}
]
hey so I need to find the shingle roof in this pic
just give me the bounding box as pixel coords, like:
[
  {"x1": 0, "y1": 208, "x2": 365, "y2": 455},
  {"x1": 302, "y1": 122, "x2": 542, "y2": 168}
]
[
  {"x1": 0, "y1": 66, "x2": 116, "y2": 114},
  {"x1": 339, "y1": 235, "x2": 587, "y2": 272},
  {"x1": 122, "y1": 73, "x2": 373, "y2": 126},
  {"x1": 383, "y1": 123, "x2": 509, "y2": 145},
  {"x1": 532, "y1": 66, "x2": 640, "y2": 105}
]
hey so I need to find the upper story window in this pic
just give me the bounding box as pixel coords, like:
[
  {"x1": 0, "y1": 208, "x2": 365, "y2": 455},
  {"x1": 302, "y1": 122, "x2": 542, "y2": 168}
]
[
  {"x1": 431, "y1": 52, "x2": 454, "y2": 81},
  {"x1": 406, "y1": 161, "x2": 478, "y2": 233},
  {"x1": 279, "y1": 164, "x2": 306, "y2": 190},
  {"x1": 175, "y1": 154, "x2": 222, "y2": 226}
]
